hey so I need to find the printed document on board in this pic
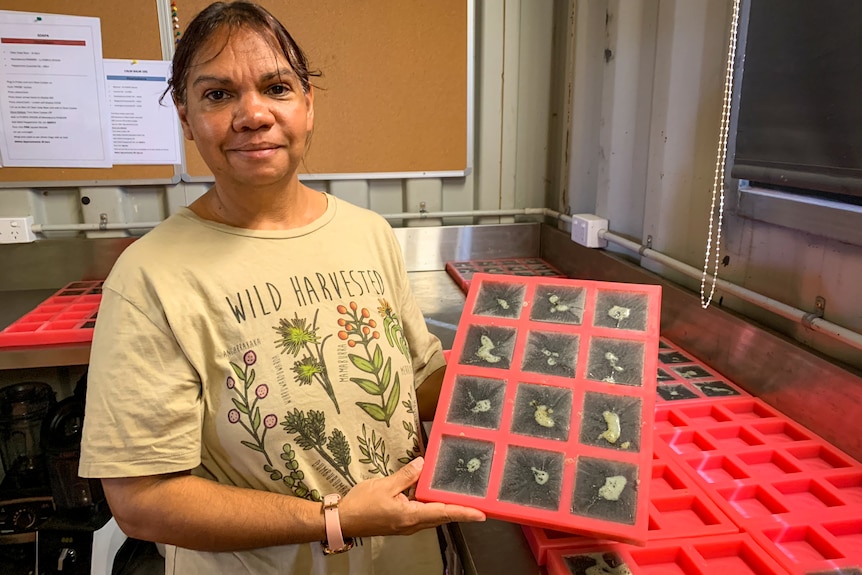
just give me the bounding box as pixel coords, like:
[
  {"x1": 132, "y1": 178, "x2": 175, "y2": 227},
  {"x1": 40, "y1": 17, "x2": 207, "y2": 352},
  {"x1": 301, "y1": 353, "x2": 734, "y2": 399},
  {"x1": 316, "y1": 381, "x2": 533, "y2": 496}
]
[
  {"x1": 0, "y1": 10, "x2": 112, "y2": 168},
  {"x1": 104, "y1": 59, "x2": 181, "y2": 165}
]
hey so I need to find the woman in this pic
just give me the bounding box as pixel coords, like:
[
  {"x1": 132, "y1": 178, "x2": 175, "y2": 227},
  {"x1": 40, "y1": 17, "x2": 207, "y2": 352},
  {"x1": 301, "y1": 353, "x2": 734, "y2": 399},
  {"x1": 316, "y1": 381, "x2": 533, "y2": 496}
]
[{"x1": 79, "y1": 2, "x2": 484, "y2": 574}]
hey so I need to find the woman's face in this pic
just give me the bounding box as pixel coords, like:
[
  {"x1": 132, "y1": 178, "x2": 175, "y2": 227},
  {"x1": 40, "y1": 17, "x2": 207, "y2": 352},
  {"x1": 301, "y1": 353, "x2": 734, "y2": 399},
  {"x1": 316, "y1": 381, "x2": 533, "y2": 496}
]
[{"x1": 177, "y1": 27, "x2": 314, "y2": 191}]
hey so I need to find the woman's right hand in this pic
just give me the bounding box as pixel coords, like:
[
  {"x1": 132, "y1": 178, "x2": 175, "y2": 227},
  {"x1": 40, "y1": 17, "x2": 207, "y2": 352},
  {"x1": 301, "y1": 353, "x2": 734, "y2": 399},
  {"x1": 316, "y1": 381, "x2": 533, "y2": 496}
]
[{"x1": 338, "y1": 456, "x2": 486, "y2": 538}]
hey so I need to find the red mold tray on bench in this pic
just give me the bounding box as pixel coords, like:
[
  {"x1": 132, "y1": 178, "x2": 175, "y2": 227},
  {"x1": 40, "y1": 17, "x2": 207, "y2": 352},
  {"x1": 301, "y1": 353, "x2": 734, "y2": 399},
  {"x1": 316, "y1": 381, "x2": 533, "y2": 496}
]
[
  {"x1": 445, "y1": 257, "x2": 566, "y2": 294},
  {"x1": 653, "y1": 398, "x2": 862, "y2": 533},
  {"x1": 417, "y1": 273, "x2": 662, "y2": 545},
  {"x1": 0, "y1": 281, "x2": 103, "y2": 348},
  {"x1": 522, "y1": 450, "x2": 739, "y2": 565},
  {"x1": 544, "y1": 532, "x2": 788, "y2": 575}
]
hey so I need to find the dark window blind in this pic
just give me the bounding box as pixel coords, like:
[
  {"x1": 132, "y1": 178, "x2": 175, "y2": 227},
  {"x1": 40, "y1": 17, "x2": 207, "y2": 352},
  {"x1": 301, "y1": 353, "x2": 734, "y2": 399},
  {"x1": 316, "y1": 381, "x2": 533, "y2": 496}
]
[{"x1": 732, "y1": 0, "x2": 862, "y2": 199}]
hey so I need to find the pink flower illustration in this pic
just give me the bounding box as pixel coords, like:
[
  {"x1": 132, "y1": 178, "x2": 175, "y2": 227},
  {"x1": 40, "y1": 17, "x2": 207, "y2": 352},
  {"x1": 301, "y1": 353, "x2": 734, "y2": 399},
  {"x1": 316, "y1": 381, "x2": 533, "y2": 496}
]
[
  {"x1": 244, "y1": 350, "x2": 257, "y2": 366},
  {"x1": 264, "y1": 414, "x2": 278, "y2": 429},
  {"x1": 255, "y1": 384, "x2": 269, "y2": 399},
  {"x1": 228, "y1": 409, "x2": 240, "y2": 423}
]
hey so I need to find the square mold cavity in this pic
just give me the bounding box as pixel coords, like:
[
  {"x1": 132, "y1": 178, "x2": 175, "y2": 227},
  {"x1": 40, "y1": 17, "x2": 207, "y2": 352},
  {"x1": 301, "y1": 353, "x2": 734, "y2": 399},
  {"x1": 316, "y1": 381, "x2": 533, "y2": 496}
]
[
  {"x1": 685, "y1": 454, "x2": 749, "y2": 484},
  {"x1": 571, "y1": 457, "x2": 639, "y2": 525},
  {"x1": 520, "y1": 330, "x2": 580, "y2": 378},
  {"x1": 472, "y1": 280, "x2": 527, "y2": 318},
  {"x1": 510, "y1": 382, "x2": 573, "y2": 441},
  {"x1": 761, "y1": 524, "x2": 845, "y2": 565},
  {"x1": 658, "y1": 429, "x2": 718, "y2": 455},
  {"x1": 784, "y1": 443, "x2": 856, "y2": 473},
  {"x1": 586, "y1": 337, "x2": 645, "y2": 386},
  {"x1": 457, "y1": 324, "x2": 517, "y2": 369},
  {"x1": 737, "y1": 450, "x2": 803, "y2": 480},
  {"x1": 670, "y1": 365, "x2": 714, "y2": 379},
  {"x1": 429, "y1": 436, "x2": 495, "y2": 497},
  {"x1": 693, "y1": 380, "x2": 743, "y2": 397},
  {"x1": 716, "y1": 483, "x2": 789, "y2": 520},
  {"x1": 658, "y1": 351, "x2": 692, "y2": 364},
  {"x1": 592, "y1": 290, "x2": 650, "y2": 331},
  {"x1": 650, "y1": 494, "x2": 725, "y2": 532},
  {"x1": 677, "y1": 403, "x2": 734, "y2": 425},
  {"x1": 824, "y1": 471, "x2": 862, "y2": 505},
  {"x1": 750, "y1": 419, "x2": 813, "y2": 444},
  {"x1": 706, "y1": 425, "x2": 764, "y2": 450},
  {"x1": 497, "y1": 445, "x2": 565, "y2": 510},
  {"x1": 530, "y1": 284, "x2": 587, "y2": 325},
  {"x1": 772, "y1": 478, "x2": 845, "y2": 514},
  {"x1": 445, "y1": 375, "x2": 507, "y2": 429},
  {"x1": 650, "y1": 462, "x2": 688, "y2": 496},
  {"x1": 579, "y1": 392, "x2": 642, "y2": 453},
  {"x1": 657, "y1": 384, "x2": 698, "y2": 401},
  {"x1": 719, "y1": 398, "x2": 782, "y2": 421},
  {"x1": 823, "y1": 519, "x2": 862, "y2": 562},
  {"x1": 689, "y1": 536, "x2": 791, "y2": 575}
]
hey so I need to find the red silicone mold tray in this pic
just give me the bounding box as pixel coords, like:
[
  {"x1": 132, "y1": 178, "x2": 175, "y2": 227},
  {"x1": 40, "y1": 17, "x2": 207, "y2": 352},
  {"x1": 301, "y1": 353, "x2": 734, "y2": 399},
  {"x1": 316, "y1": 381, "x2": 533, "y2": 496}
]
[
  {"x1": 445, "y1": 257, "x2": 566, "y2": 293},
  {"x1": 522, "y1": 450, "x2": 739, "y2": 565},
  {"x1": 653, "y1": 398, "x2": 862, "y2": 532},
  {"x1": 655, "y1": 339, "x2": 748, "y2": 404},
  {"x1": 0, "y1": 281, "x2": 103, "y2": 348},
  {"x1": 544, "y1": 532, "x2": 788, "y2": 575},
  {"x1": 416, "y1": 273, "x2": 662, "y2": 545}
]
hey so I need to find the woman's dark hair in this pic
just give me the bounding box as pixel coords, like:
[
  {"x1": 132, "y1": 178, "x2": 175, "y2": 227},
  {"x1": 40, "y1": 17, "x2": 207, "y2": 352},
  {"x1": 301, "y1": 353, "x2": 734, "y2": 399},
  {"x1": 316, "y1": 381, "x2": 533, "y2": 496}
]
[{"x1": 165, "y1": 1, "x2": 320, "y2": 105}]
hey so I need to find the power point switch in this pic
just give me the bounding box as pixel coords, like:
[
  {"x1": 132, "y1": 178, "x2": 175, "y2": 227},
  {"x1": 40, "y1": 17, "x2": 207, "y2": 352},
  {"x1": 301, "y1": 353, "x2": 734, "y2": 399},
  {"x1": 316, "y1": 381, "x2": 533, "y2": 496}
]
[
  {"x1": 0, "y1": 216, "x2": 37, "y2": 244},
  {"x1": 570, "y1": 214, "x2": 608, "y2": 248}
]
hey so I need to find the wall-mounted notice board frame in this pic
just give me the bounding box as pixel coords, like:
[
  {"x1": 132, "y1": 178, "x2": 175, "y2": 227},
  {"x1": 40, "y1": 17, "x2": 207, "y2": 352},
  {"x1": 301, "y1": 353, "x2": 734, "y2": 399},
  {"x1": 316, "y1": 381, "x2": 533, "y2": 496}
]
[
  {"x1": 0, "y1": 1, "x2": 179, "y2": 188},
  {"x1": 176, "y1": 0, "x2": 473, "y2": 182}
]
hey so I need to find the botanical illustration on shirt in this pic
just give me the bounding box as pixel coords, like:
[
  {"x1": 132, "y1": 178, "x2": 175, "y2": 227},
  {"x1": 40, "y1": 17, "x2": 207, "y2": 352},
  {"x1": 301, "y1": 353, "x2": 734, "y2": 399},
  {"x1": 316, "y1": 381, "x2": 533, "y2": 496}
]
[
  {"x1": 273, "y1": 310, "x2": 339, "y2": 412},
  {"x1": 223, "y1": 293, "x2": 423, "y2": 495},
  {"x1": 225, "y1": 349, "x2": 323, "y2": 501}
]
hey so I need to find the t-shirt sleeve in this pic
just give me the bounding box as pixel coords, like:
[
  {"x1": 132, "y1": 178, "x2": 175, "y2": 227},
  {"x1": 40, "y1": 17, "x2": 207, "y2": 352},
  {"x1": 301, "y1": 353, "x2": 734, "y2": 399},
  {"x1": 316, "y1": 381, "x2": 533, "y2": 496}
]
[{"x1": 79, "y1": 286, "x2": 203, "y2": 478}]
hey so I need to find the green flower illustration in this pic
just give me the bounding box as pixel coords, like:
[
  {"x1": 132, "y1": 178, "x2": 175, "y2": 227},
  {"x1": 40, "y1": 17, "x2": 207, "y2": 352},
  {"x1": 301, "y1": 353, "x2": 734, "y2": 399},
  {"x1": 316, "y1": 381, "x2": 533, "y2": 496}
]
[{"x1": 274, "y1": 311, "x2": 339, "y2": 413}]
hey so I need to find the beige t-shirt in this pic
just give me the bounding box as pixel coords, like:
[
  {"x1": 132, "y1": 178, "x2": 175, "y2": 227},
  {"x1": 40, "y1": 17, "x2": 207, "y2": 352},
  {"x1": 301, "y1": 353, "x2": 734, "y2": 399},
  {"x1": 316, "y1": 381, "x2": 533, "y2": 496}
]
[{"x1": 80, "y1": 195, "x2": 446, "y2": 574}]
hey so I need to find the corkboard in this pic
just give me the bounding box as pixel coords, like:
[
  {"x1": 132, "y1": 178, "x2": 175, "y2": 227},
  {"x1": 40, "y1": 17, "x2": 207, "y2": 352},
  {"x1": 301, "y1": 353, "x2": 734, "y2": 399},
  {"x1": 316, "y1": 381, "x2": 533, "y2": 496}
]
[
  {"x1": 178, "y1": 0, "x2": 469, "y2": 180},
  {"x1": 0, "y1": 1, "x2": 177, "y2": 186}
]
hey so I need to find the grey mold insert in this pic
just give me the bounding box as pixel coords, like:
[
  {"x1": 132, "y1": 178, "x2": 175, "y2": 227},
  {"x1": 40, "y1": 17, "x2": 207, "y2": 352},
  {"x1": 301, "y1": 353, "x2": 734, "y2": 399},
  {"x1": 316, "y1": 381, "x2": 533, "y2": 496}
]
[
  {"x1": 521, "y1": 330, "x2": 580, "y2": 378},
  {"x1": 430, "y1": 436, "x2": 495, "y2": 497},
  {"x1": 671, "y1": 365, "x2": 713, "y2": 379},
  {"x1": 473, "y1": 281, "x2": 527, "y2": 319},
  {"x1": 563, "y1": 552, "x2": 633, "y2": 575},
  {"x1": 579, "y1": 392, "x2": 642, "y2": 452},
  {"x1": 571, "y1": 456, "x2": 639, "y2": 525},
  {"x1": 510, "y1": 382, "x2": 573, "y2": 441},
  {"x1": 694, "y1": 381, "x2": 741, "y2": 397},
  {"x1": 445, "y1": 375, "x2": 507, "y2": 429},
  {"x1": 530, "y1": 284, "x2": 586, "y2": 325},
  {"x1": 458, "y1": 325, "x2": 517, "y2": 370},
  {"x1": 657, "y1": 384, "x2": 699, "y2": 401},
  {"x1": 593, "y1": 290, "x2": 650, "y2": 332},
  {"x1": 586, "y1": 338, "x2": 645, "y2": 386},
  {"x1": 497, "y1": 445, "x2": 565, "y2": 510}
]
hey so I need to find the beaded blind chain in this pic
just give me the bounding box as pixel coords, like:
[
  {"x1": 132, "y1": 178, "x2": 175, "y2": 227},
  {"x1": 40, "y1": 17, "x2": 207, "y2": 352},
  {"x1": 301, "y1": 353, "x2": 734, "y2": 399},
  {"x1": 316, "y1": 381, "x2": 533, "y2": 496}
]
[{"x1": 701, "y1": 0, "x2": 741, "y2": 309}]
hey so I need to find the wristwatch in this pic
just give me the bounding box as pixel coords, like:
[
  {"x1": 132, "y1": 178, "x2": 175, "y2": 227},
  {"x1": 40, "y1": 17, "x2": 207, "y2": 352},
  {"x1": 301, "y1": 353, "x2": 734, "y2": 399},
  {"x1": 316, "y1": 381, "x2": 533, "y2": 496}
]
[{"x1": 321, "y1": 493, "x2": 354, "y2": 555}]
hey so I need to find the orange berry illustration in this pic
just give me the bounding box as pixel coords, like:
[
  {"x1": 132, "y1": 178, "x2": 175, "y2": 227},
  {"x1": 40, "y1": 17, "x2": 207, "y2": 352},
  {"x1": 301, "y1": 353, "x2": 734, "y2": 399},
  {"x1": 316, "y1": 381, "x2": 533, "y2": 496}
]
[
  {"x1": 337, "y1": 305, "x2": 347, "y2": 314},
  {"x1": 362, "y1": 326, "x2": 370, "y2": 335},
  {"x1": 338, "y1": 331, "x2": 348, "y2": 340},
  {"x1": 361, "y1": 308, "x2": 370, "y2": 318},
  {"x1": 373, "y1": 332, "x2": 380, "y2": 339},
  {"x1": 337, "y1": 318, "x2": 346, "y2": 326},
  {"x1": 348, "y1": 340, "x2": 356, "y2": 347},
  {"x1": 368, "y1": 319, "x2": 377, "y2": 328},
  {"x1": 350, "y1": 301, "x2": 358, "y2": 311}
]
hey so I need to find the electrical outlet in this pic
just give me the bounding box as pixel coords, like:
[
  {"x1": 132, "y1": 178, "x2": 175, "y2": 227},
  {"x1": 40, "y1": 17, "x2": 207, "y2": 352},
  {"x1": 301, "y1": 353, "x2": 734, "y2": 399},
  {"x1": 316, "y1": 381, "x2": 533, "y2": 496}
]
[
  {"x1": 0, "y1": 216, "x2": 37, "y2": 244},
  {"x1": 570, "y1": 213, "x2": 608, "y2": 248}
]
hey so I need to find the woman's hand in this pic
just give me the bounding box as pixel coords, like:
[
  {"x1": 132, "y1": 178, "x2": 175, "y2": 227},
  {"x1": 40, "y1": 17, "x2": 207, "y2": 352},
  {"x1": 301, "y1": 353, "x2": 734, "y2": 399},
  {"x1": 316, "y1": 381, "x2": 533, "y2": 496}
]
[{"x1": 338, "y1": 456, "x2": 486, "y2": 538}]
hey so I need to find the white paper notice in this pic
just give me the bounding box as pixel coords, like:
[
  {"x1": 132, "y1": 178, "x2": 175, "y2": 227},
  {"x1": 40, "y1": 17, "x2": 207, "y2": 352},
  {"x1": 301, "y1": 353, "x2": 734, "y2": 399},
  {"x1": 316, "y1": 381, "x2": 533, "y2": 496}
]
[
  {"x1": 0, "y1": 11, "x2": 112, "y2": 168},
  {"x1": 105, "y1": 59, "x2": 181, "y2": 165}
]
